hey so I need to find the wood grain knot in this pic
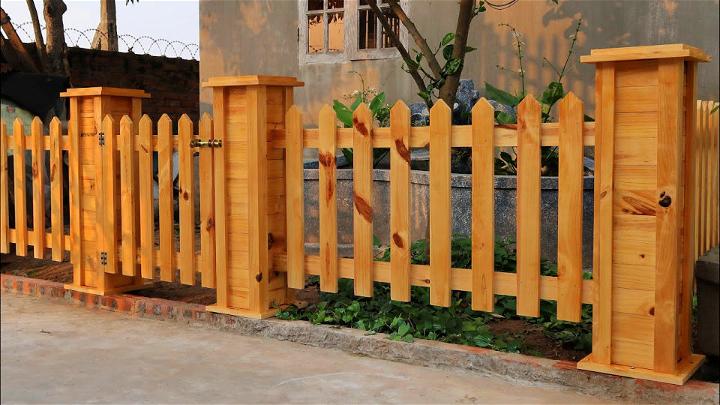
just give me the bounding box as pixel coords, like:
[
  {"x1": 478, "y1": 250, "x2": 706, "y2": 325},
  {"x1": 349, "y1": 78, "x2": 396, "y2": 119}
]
[
  {"x1": 354, "y1": 195, "x2": 373, "y2": 222},
  {"x1": 394, "y1": 139, "x2": 410, "y2": 163},
  {"x1": 318, "y1": 151, "x2": 335, "y2": 168},
  {"x1": 205, "y1": 217, "x2": 214, "y2": 231},
  {"x1": 392, "y1": 232, "x2": 404, "y2": 248},
  {"x1": 32, "y1": 163, "x2": 38, "y2": 178},
  {"x1": 648, "y1": 307, "x2": 655, "y2": 316},
  {"x1": 353, "y1": 118, "x2": 369, "y2": 137},
  {"x1": 182, "y1": 191, "x2": 189, "y2": 201},
  {"x1": 325, "y1": 182, "x2": 335, "y2": 202},
  {"x1": 255, "y1": 273, "x2": 263, "y2": 282},
  {"x1": 600, "y1": 190, "x2": 607, "y2": 199},
  {"x1": 423, "y1": 278, "x2": 430, "y2": 284},
  {"x1": 50, "y1": 163, "x2": 57, "y2": 181}
]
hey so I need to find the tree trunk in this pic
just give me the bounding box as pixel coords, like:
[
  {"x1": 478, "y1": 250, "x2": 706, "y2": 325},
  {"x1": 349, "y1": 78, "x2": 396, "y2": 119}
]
[
  {"x1": 92, "y1": 0, "x2": 118, "y2": 51},
  {"x1": 43, "y1": 0, "x2": 68, "y2": 77},
  {"x1": 26, "y1": 0, "x2": 48, "y2": 69},
  {"x1": 437, "y1": 0, "x2": 475, "y2": 106}
]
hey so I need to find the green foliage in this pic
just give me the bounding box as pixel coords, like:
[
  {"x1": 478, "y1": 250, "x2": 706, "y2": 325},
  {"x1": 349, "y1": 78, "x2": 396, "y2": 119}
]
[{"x1": 277, "y1": 236, "x2": 593, "y2": 356}]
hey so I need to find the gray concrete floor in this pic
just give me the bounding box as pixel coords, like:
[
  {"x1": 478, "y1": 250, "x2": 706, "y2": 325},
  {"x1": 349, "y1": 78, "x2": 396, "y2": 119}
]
[{"x1": 1, "y1": 294, "x2": 619, "y2": 404}]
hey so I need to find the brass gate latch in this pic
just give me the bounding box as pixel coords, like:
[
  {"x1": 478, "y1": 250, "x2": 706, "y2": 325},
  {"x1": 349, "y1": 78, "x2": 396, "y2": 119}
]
[{"x1": 190, "y1": 139, "x2": 223, "y2": 148}]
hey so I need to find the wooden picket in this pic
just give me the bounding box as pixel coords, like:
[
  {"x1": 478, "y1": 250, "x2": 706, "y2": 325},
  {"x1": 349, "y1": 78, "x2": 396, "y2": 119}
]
[
  {"x1": 49, "y1": 118, "x2": 64, "y2": 261},
  {"x1": 352, "y1": 104, "x2": 374, "y2": 297},
  {"x1": 318, "y1": 104, "x2": 338, "y2": 293},
  {"x1": 389, "y1": 101, "x2": 411, "y2": 302},
  {"x1": 13, "y1": 119, "x2": 27, "y2": 256},
  {"x1": 119, "y1": 116, "x2": 137, "y2": 277},
  {"x1": 429, "y1": 101, "x2": 452, "y2": 307},
  {"x1": 178, "y1": 114, "x2": 195, "y2": 285},
  {"x1": 31, "y1": 118, "x2": 45, "y2": 259},
  {"x1": 157, "y1": 114, "x2": 174, "y2": 281}
]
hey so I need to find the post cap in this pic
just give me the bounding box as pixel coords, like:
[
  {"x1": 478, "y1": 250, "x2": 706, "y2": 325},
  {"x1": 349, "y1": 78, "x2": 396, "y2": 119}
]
[
  {"x1": 202, "y1": 75, "x2": 304, "y2": 88},
  {"x1": 581, "y1": 44, "x2": 711, "y2": 63},
  {"x1": 59, "y1": 87, "x2": 151, "y2": 98}
]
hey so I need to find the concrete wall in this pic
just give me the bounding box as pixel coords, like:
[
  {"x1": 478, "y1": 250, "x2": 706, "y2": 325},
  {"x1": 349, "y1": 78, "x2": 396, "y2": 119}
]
[{"x1": 200, "y1": 0, "x2": 719, "y2": 118}]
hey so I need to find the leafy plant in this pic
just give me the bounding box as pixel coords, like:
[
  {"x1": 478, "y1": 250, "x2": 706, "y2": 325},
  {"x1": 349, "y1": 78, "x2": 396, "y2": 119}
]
[
  {"x1": 333, "y1": 71, "x2": 391, "y2": 167},
  {"x1": 487, "y1": 19, "x2": 587, "y2": 176}
]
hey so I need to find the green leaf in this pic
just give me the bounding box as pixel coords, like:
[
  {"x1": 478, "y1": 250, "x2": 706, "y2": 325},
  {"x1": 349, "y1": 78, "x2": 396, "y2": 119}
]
[
  {"x1": 397, "y1": 322, "x2": 411, "y2": 337},
  {"x1": 484, "y1": 82, "x2": 520, "y2": 106},
  {"x1": 418, "y1": 90, "x2": 431, "y2": 102},
  {"x1": 440, "y1": 32, "x2": 455, "y2": 47},
  {"x1": 540, "y1": 81, "x2": 564, "y2": 107},
  {"x1": 445, "y1": 59, "x2": 462, "y2": 76},
  {"x1": 350, "y1": 94, "x2": 363, "y2": 111},
  {"x1": 369, "y1": 92, "x2": 386, "y2": 114},
  {"x1": 465, "y1": 46, "x2": 476, "y2": 53},
  {"x1": 443, "y1": 44, "x2": 454, "y2": 61},
  {"x1": 333, "y1": 100, "x2": 353, "y2": 127}
]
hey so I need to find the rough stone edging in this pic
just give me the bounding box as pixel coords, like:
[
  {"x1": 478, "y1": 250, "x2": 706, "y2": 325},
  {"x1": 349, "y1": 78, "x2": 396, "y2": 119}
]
[{"x1": 1, "y1": 273, "x2": 717, "y2": 405}]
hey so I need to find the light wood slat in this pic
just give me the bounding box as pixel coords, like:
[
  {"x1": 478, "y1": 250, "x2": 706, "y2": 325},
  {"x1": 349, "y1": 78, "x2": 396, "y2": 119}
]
[
  {"x1": 705, "y1": 101, "x2": 716, "y2": 250},
  {"x1": 592, "y1": 64, "x2": 615, "y2": 364},
  {"x1": 178, "y1": 114, "x2": 195, "y2": 285},
  {"x1": 352, "y1": 103, "x2": 374, "y2": 297},
  {"x1": 0, "y1": 121, "x2": 8, "y2": 253},
  {"x1": 270, "y1": 254, "x2": 594, "y2": 304},
  {"x1": 693, "y1": 100, "x2": 703, "y2": 258},
  {"x1": 12, "y1": 119, "x2": 28, "y2": 256},
  {"x1": 198, "y1": 113, "x2": 216, "y2": 288},
  {"x1": 712, "y1": 105, "x2": 719, "y2": 246},
  {"x1": 157, "y1": 114, "x2": 175, "y2": 281},
  {"x1": 697, "y1": 101, "x2": 707, "y2": 254},
  {"x1": 138, "y1": 115, "x2": 154, "y2": 279},
  {"x1": 270, "y1": 122, "x2": 597, "y2": 149},
  {"x1": 31, "y1": 118, "x2": 45, "y2": 259},
  {"x1": 679, "y1": 63, "x2": 697, "y2": 361},
  {"x1": 429, "y1": 100, "x2": 452, "y2": 307},
  {"x1": 471, "y1": 98, "x2": 495, "y2": 312},
  {"x1": 516, "y1": 95, "x2": 542, "y2": 317},
  {"x1": 389, "y1": 101, "x2": 411, "y2": 301},
  {"x1": 557, "y1": 93, "x2": 584, "y2": 322},
  {"x1": 654, "y1": 60, "x2": 683, "y2": 373},
  {"x1": 102, "y1": 115, "x2": 119, "y2": 275},
  {"x1": 246, "y1": 86, "x2": 269, "y2": 313},
  {"x1": 318, "y1": 104, "x2": 338, "y2": 293},
  {"x1": 49, "y1": 118, "x2": 64, "y2": 261},
  {"x1": 68, "y1": 98, "x2": 82, "y2": 283},
  {"x1": 94, "y1": 103, "x2": 107, "y2": 291},
  {"x1": 119, "y1": 116, "x2": 137, "y2": 277},
  {"x1": 213, "y1": 88, "x2": 229, "y2": 307},
  {"x1": 285, "y1": 106, "x2": 305, "y2": 289}
]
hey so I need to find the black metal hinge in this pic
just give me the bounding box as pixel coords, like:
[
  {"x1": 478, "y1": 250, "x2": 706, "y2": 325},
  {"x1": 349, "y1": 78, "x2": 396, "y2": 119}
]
[
  {"x1": 99, "y1": 251, "x2": 108, "y2": 265},
  {"x1": 98, "y1": 132, "x2": 105, "y2": 146}
]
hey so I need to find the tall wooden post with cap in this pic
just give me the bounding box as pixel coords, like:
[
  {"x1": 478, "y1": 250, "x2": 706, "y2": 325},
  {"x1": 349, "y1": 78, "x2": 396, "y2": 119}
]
[
  {"x1": 61, "y1": 87, "x2": 150, "y2": 295},
  {"x1": 202, "y1": 75, "x2": 304, "y2": 319},
  {"x1": 578, "y1": 44, "x2": 710, "y2": 384}
]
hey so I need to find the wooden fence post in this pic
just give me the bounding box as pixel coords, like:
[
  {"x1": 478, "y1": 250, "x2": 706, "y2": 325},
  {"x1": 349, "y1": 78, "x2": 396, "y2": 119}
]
[
  {"x1": 61, "y1": 87, "x2": 150, "y2": 295},
  {"x1": 203, "y1": 76, "x2": 304, "y2": 319},
  {"x1": 578, "y1": 44, "x2": 710, "y2": 384}
]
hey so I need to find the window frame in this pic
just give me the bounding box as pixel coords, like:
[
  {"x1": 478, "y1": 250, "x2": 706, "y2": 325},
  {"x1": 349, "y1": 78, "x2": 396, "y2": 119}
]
[{"x1": 298, "y1": 0, "x2": 408, "y2": 65}]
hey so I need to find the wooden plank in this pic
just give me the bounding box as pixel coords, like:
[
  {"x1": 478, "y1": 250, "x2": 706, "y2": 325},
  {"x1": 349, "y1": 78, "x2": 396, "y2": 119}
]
[
  {"x1": 12, "y1": 119, "x2": 27, "y2": 256},
  {"x1": 712, "y1": 105, "x2": 719, "y2": 247},
  {"x1": 69, "y1": 96, "x2": 84, "y2": 285},
  {"x1": 698, "y1": 101, "x2": 708, "y2": 254},
  {"x1": 178, "y1": 114, "x2": 195, "y2": 285},
  {"x1": 693, "y1": 100, "x2": 703, "y2": 258},
  {"x1": 705, "y1": 101, "x2": 716, "y2": 250},
  {"x1": 102, "y1": 115, "x2": 119, "y2": 275},
  {"x1": 0, "y1": 121, "x2": 8, "y2": 253},
  {"x1": 49, "y1": 117, "x2": 64, "y2": 261},
  {"x1": 390, "y1": 101, "x2": 411, "y2": 301},
  {"x1": 285, "y1": 106, "x2": 305, "y2": 289},
  {"x1": 653, "y1": 60, "x2": 683, "y2": 373},
  {"x1": 270, "y1": 253, "x2": 595, "y2": 304},
  {"x1": 592, "y1": 64, "x2": 615, "y2": 364},
  {"x1": 557, "y1": 92, "x2": 584, "y2": 322},
  {"x1": 516, "y1": 95, "x2": 542, "y2": 317},
  {"x1": 678, "y1": 63, "x2": 696, "y2": 361},
  {"x1": 157, "y1": 114, "x2": 175, "y2": 281},
  {"x1": 138, "y1": 115, "x2": 154, "y2": 279},
  {"x1": 93, "y1": 110, "x2": 106, "y2": 291},
  {"x1": 318, "y1": 104, "x2": 338, "y2": 293},
  {"x1": 471, "y1": 98, "x2": 495, "y2": 312},
  {"x1": 213, "y1": 88, "x2": 229, "y2": 307},
  {"x1": 246, "y1": 85, "x2": 269, "y2": 313},
  {"x1": 31, "y1": 118, "x2": 45, "y2": 259},
  {"x1": 119, "y1": 116, "x2": 137, "y2": 277},
  {"x1": 199, "y1": 113, "x2": 216, "y2": 288},
  {"x1": 353, "y1": 103, "x2": 374, "y2": 297},
  {"x1": 429, "y1": 100, "x2": 452, "y2": 307}
]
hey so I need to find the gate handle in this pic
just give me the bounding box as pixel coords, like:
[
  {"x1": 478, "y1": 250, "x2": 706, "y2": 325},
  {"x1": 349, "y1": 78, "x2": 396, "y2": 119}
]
[{"x1": 191, "y1": 139, "x2": 223, "y2": 148}]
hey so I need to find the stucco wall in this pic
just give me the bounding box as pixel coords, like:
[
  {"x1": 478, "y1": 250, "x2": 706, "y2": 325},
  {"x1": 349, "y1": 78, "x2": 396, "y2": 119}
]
[{"x1": 200, "y1": 0, "x2": 719, "y2": 118}]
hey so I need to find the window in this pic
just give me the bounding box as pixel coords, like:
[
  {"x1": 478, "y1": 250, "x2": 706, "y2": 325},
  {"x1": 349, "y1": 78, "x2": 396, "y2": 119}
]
[{"x1": 299, "y1": 0, "x2": 407, "y2": 64}]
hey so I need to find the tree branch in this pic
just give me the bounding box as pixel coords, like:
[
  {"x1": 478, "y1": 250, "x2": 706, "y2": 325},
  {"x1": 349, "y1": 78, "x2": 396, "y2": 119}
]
[
  {"x1": 0, "y1": 8, "x2": 39, "y2": 72},
  {"x1": 25, "y1": 0, "x2": 48, "y2": 70},
  {"x1": 438, "y1": 0, "x2": 475, "y2": 104},
  {"x1": 366, "y1": 0, "x2": 431, "y2": 107},
  {"x1": 385, "y1": 0, "x2": 443, "y2": 79}
]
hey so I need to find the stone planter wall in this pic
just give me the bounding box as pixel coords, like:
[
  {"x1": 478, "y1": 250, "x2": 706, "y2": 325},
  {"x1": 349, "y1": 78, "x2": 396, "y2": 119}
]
[{"x1": 303, "y1": 169, "x2": 595, "y2": 267}]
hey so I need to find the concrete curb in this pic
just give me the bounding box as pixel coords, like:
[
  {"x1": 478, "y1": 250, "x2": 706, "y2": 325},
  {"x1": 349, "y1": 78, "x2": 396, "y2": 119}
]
[{"x1": 2, "y1": 273, "x2": 718, "y2": 404}]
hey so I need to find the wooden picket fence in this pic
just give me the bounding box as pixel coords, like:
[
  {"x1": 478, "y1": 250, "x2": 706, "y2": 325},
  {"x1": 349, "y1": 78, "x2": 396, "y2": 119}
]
[
  {"x1": 276, "y1": 94, "x2": 594, "y2": 319},
  {"x1": 695, "y1": 100, "x2": 719, "y2": 259},
  {"x1": 0, "y1": 114, "x2": 218, "y2": 289}
]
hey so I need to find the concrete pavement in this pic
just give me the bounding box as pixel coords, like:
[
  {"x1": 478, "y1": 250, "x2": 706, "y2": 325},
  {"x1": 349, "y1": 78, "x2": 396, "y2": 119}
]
[{"x1": 1, "y1": 294, "x2": 618, "y2": 404}]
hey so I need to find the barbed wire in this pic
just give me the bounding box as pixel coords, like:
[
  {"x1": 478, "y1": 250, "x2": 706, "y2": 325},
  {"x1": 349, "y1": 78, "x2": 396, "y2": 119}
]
[{"x1": 14, "y1": 22, "x2": 198, "y2": 60}]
